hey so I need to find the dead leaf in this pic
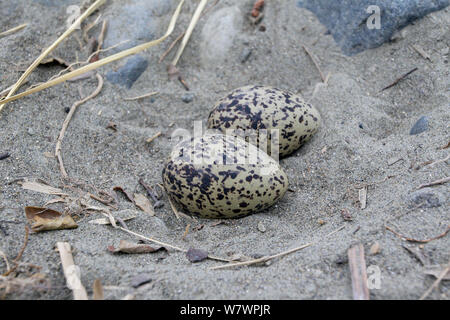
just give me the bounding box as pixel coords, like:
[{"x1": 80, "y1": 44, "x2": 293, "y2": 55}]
[
  {"x1": 113, "y1": 186, "x2": 134, "y2": 203},
  {"x1": 133, "y1": 193, "x2": 155, "y2": 216},
  {"x1": 44, "y1": 197, "x2": 67, "y2": 206},
  {"x1": 20, "y1": 180, "x2": 67, "y2": 196},
  {"x1": 93, "y1": 279, "x2": 104, "y2": 300},
  {"x1": 186, "y1": 248, "x2": 208, "y2": 263},
  {"x1": 108, "y1": 240, "x2": 165, "y2": 254},
  {"x1": 25, "y1": 206, "x2": 77, "y2": 232}
]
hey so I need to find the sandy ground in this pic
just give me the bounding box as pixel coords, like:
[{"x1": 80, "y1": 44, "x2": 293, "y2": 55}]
[{"x1": 0, "y1": 0, "x2": 449, "y2": 300}]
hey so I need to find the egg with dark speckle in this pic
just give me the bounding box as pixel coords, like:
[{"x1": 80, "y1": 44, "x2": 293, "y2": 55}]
[
  {"x1": 207, "y1": 86, "x2": 321, "y2": 157},
  {"x1": 162, "y1": 134, "x2": 288, "y2": 218}
]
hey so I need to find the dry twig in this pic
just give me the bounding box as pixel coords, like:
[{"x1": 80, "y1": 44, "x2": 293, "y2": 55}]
[
  {"x1": 55, "y1": 74, "x2": 104, "y2": 178},
  {"x1": 211, "y1": 226, "x2": 345, "y2": 270},
  {"x1": 302, "y1": 45, "x2": 326, "y2": 82},
  {"x1": 419, "y1": 263, "x2": 450, "y2": 300},
  {"x1": 417, "y1": 176, "x2": 450, "y2": 189},
  {"x1": 385, "y1": 225, "x2": 450, "y2": 243},
  {"x1": 348, "y1": 243, "x2": 369, "y2": 300},
  {"x1": 123, "y1": 91, "x2": 158, "y2": 101},
  {"x1": 0, "y1": 0, "x2": 106, "y2": 113},
  {"x1": 380, "y1": 67, "x2": 418, "y2": 92},
  {"x1": 56, "y1": 242, "x2": 88, "y2": 300},
  {"x1": 3, "y1": 227, "x2": 30, "y2": 277},
  {"x1": 0, "y1": 0, "x2": 185, "y2": 107}
]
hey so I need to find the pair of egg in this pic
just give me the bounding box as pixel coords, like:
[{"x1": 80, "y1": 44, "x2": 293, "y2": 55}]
[{"x1": 162, "y1": 86, "x2": 321, "y2": 218}]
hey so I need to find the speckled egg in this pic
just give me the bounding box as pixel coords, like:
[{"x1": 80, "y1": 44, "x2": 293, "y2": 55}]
[
  {"x1": 207, "y1": 85, "x2": 321, "y2": 158},
  {"x1": 162, "y1": 134, "x2": 288, "y2": 218}
]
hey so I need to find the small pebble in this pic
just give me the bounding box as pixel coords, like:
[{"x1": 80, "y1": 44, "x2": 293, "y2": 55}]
[
  {"x1": 408, "y1": 188, "x2": 442, "y2": 208},
  {"x1": 240, "y1": 48, "x2": 252, "y2": 63},
  {"x1": 131, "y1": 274, "x2": 152, "y2": 288},
  {"x1": 410, "y1": 116, "x2": 429, "y2": 135},
  {"x1": 181, "y1": 93, "x2": 194, "y2": 103},
  {"x1": 257, "y1": 222, "x2": 266, "y2": 233},
  {"x1": 186, "y1": 248, "x2": 208, "y2": 263},
  {"x1": 64, "y1": 107, "x2": 70, "y2": 113},
  {"x1": 106, "y1": 55, "x2": 149, "y2": 89},
  {"x1": 369, "y1": 242, "x2": 381, "y2": 255}
]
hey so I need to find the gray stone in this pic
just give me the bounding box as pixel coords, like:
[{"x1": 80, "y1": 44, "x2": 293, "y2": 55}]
[
  {"x1": 200, "y1": 6, "x2": 243, "y2": 64},
  {"x1": 181, "y1": 93, "x2": 194, "y2": 103},
  {"x1": 106, "y1": 55, "x2": 148, "y2": 89},
  {"x1": 408, "y1": 188, "x2": 442, "y2": 208},
  {"x1": 296, "y1": 0, "x2": 449, "y2": 55},
  {"x1": 103, "y1": 0, "x2": 174, "y2": 53},
  {"x1": 131, "y1": 274, "x2": 152, "y2": 288},
  {"x1": 410, "y1": 116, "x2": 429, "y2": 135},
  {"x1": 186, "y1": 248, "x2": 208, "y2": 263}
]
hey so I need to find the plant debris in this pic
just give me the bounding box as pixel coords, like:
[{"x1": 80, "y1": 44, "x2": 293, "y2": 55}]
[
  {"x1": 417, "y1": 176, "x2": 450, "y2": 190},
  {"x1": 25, "y1": 206, "x2": 77, "y2": 232},
  {"x1": 89, "y1": 215, "x2": 135, "y2": 225},
  {"x1": 358, "y1": 186, "x2": 367, "y2": 209},
  {"x1": 0, "y1": 23, "x2": 27, "y2": 38},
  {"x1": 108, "y1": 240, "x2": 166, "y2": 254},
  {"x1": 92, "y1": 279, "x2": 104, "y2": 300},
  {"x1": 133, "y1": 193, "x2": 155, "y2": 216},
  {"x1": 113, "y1": 186, "x2": 135, "y2": 203},
  {"x1": 423, "y1": 265, "x2": 450, "y2": 281},
  {"x1": 369, "y1": 242, "x2": 381, "y2": 255},
  {"x1": 186, "y1": 248, "x2": 209, "y2": 263},
  {"x1": 19, "y1": 179, "x2": 67, "y2": 196},
  {"x1": 380, "y1": 67, "x2": 418, "y2": 92},
  {"x1": 146, "y1": 131, "x2": 162, "y2": 144},
  {"x1": 385, "y1": 225, "x2": 450, "y2": 243},
  {"x1": 420, "y1": 263, "x2": 450, "y2": 300},
  {"x1": 340, "y1": 208, "x2": 352, "y2": 221},
  {"x1": 402, "y1": 245, "x2": 428, "y2": 265},
  {"x1": 211, "y1": 226, "x2": 345, "y2": 270},
  {"x1": 57, "y1": 242, "x2": 88, "y2": 300},
  {"x1": 251, "y1": 0, "x2": 265, "y2": 17},
  {"x1": 348, "y1": 243, "x2": 369, "y2": 300}
]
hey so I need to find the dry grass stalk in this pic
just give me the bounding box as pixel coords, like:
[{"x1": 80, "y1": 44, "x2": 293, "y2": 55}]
[
  {"x1": 0, "y1": 0, "x2": 106, "y2": 113},
  {"x1": 55, "y1": 74, "x2": 104, "y2": 178},
  {"x1": 0, "y1": 0, "x2": 185, "y2": 108},
  {"x1": 123, "y1": 91, "x2": 158, "y2": 101},
  {"x1": 211, "y1": 226, "x2": 345, "y2": 270},
  {"x1": 0, "y1": 23, "x2": 27, "y2": 38},
  {"x1": 146, "y1": 131, "x2": 162, "y2": 143},
  {"x1": 171, "y1": 0, "x2": 208, "y2": 67}
]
